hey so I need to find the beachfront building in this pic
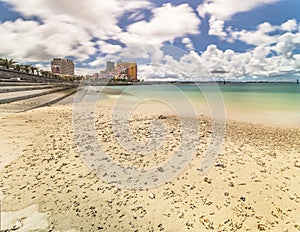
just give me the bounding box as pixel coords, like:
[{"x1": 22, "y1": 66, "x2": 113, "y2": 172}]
[
  {"x1": 106, "y1": 61, "x2": 115, "y2": 72},
  {"x1": 114, "y1": 61, "x2": 138, "y2": 81},
  {"x1": 51, "y1": 58, "x2": 74, "y2": 76},
  {"x1": 127, "y1": 62, "x2": 137, "y2": 81},
  {"x1": 99, "y1": 60, "x2": 138, "y2": 81}
]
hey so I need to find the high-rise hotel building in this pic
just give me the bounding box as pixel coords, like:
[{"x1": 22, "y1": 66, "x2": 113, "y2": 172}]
[
  {"x1": 51, "y1": 58, "x2": 74, "y2": 75},
  {"x1": 126, "y1": 62, "x2": 137, "y2": 81},
  {"x1": 115, "y1": 61, "x2": 137, "y2": 81},
  {"x1": 106, "y1": 61, "x2": 115, "y2": 72}
]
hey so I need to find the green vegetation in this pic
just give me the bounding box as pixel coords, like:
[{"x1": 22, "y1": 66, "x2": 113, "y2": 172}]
[
  {"x1": 0, "y1": 57, "x2": 56, "y2": 77},
  {"x1": 0, "y1": 57, "x2": 82, "y2": 82},
  {"x1": 0, "y1": 58, "x2": 16, "y2": 69}
]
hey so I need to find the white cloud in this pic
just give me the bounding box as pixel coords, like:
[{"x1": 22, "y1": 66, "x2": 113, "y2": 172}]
[
  {"x1": 135, "y1": 17, "x2": 300, "y2": 80},
  {"x1": 88, "y1": 42, "x2": 165, "y2": 68},
  {"x1": 0, "y1": 18, "x2": 97, "y2": 62},
  {"x1": 221, "y1": 19, "x2": 299, "y2": 48},
  {"x1": 3, "y1": 0, "x2": 151, "y2": 30},
  {"x1": 208, "y1": 17, "x2": 227, "y2": 38},
  {"x1": 97, "y1": 41, "x2": 123, "y2": 54},
  {"x1": 89, "y1": 3, "x2": 201, "y2": 69},
  {"x1": 272, "y1": 32, "x2": 300, "y2": 58},
  {"x1": 257, "y1": 22, "x2": 276, "y2": 33},
  {"x1": 0, "y1": 0, "x2": 202, "y2": 74},
  {"x1": 75, "y1": 67, "x2": 100, "y2": 76},
  {"x1": 0, "y1": 0, "x2": 152, "y2": 62},
  {"x1": 197, "y1": 0, "x2": 280, "y2": 41},
  {"x1": 127, "y1": 3, "x2": 200, "y2": 43},
  {"x1": 138, "y1": 43, "x2": 300, "y2": 81},
  {"x1": 229, "y1": 27, "x2": 275, "y2": 47},
  {"x1": 281, "y1": 19, "x2": 297, "y2": 32},
  {"x1": 182, "y1": 37, "x2": 195, "y2": 50},
  {"x1": 197, "y1": 0, "x2": 280, "y2": 20}
]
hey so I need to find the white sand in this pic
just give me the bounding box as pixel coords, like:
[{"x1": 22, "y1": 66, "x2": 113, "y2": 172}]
[
  {"x1": 0, "y1": 96, "x2": 299, "y2": 231},
  {"x1": 1, "y1": 204, "x2": 48, "y2": 231}
]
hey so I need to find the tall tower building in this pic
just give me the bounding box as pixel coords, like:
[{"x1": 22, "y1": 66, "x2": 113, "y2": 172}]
[
  {"x1": 127, "y1": 62, "x2": 137, "y2": 81},
  {"x1": 106, "y1": 61, "x2": 115, "y2": 72},
  {"x1": 51, "y1": 58, "x2": 75, "y2": 75}
]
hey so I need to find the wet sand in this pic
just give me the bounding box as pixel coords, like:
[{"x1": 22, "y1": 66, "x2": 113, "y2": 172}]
[{"x1": 0, "y1": 97, "x2": 300, "y2": 231}]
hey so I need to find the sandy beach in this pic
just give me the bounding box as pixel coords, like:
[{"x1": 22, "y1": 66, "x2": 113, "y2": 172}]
[{"x1": 1, "y1": 92, "x2": 300, "y2": 231}]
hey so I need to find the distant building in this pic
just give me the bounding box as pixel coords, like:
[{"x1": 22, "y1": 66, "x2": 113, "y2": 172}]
[
  {"x1": 106, "y1": 61, "x2": 115, "y2": 72},
  {"x1": 114, "y1": 61, "x2": 137, "y2": 81},
  {"x1": 100, "y1": 60, "x2": 138, "y2": 81},
  {"x1": 51, "y1": 58, "x2": 74, "y2": 75},
  {"x1": 127, "y1": 62, "x2": 137, "y2": 81},
  {"x1": 93, "y1": 73, "x2": 100, "y2": 81},
  {"x1": 100, "y1": 70, "x2": 114, "y2": 79}
]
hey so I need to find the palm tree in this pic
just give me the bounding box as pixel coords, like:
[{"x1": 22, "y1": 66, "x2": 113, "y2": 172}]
[
  {"x1": 40, "y1": 69, "x2": 44, "y2": 76},
  {"x1": 30, "y1": 66, "x2": 36, "y2": 74},
  {"x1": 0, "y1": 58, "x2": 5, "y2": 68},
  {"x1": 0, "y1": 58, "x2": 16, "y2": 69},
  {"x1": 40, "y1": 69, "x2": 46, "y2": 77},
  {"x1": 14, "y1": 64, "x2": 21, "y2": 72},
  {"x1": 40, "y1": 70, "x2": 53, "y2": 77},
  {"x1": 22, "y1": 64, "x2": 31, "y2": 74},
  {"x1": 7, "y1": 59, "x2": 16, "y2": 69}
]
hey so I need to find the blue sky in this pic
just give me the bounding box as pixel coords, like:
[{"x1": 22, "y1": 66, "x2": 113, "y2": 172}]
[{"x1": 0, "y1": 0, "x2": 300, "y2": 80}]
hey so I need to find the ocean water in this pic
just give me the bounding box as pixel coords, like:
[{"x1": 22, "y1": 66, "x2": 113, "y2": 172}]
[{"x1": 99, "y1": 82, "x2": 300, "y2": 127}]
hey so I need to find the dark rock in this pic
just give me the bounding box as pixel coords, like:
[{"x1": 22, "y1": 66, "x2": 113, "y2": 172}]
[
  {"x1": 228, "y1": 182, "x2": 235, "y2": 187},
  {"x1": 158, "y1": 115, "x2": 167, "y2": 119},
  {"x1": 157, "y1": 167, "x2": 164, "y2": 172}
]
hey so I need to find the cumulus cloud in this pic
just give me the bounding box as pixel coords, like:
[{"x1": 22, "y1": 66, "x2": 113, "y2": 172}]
[
  {"x1": 227, "y1": 19, "x2": 300, "y2": 53},
  {"x1": 2, "y1": 0, "x2": 151, "y2": 30},
  {"x1": 0, "y1": 0, "x2": 202, "y2": 74},
  {"x1": 197, "y1": 0, "x2": 280, "y2": 41},
  {"x1": 208, "y1": 17, "x2": 227, "y2": 38},
  {"x1": 89, "y1": 3, "x2": 200, "y2": 68},
  {"x1": 229, "y1": 26, "x2": 275, "y2": 47},
  {"x1": 0, "y1": 18, "x2": 97, "y2": 62},
  {"x1": 86, "y1": 18, "x2": 300, "y2": 80},
  {"x1": 127, "y1": 3, "x2": 200, "y2": 43},
  {"x1": 197, "y1": 0, "x2": 280, "y2": 20},
  {"x1": 272, "y1": 32, "x2": 300, "y2": 58},
  {"x1": 258, "y1": 22, "x2": 276, "y2": 33},
  {"x1": 138, "y1": 43, "x2": 300, "y2": 81},
  {"x1": 182, "y1": 37, "x2": 195, "y2": 51},
  {"x1": 281, "y1": 19, "x2": 298, "y2": 32},
  {"x1": 97, "y1": 41, "x2": 123, "y2": 54},
  {"x1": 0, "y1": 0, "x2": 152, "y2": 62}
]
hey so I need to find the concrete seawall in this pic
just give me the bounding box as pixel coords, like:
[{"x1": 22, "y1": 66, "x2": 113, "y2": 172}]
[{"x1": 0, "y1": 69, "x2": 79, "y2": 112}]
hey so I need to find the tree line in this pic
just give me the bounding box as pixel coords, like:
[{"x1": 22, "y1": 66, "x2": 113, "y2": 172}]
[
  {"x1": 0, "y1": 57, "x2": 59, "y2": 78},
  {"x1": 0, "y1": 58, "x2": 83, "y2": 81}
]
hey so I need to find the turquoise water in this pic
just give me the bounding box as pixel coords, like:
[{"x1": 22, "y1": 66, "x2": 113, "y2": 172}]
[{"x1": 102, "y1": 83, "x2": 300, "y2": 127}]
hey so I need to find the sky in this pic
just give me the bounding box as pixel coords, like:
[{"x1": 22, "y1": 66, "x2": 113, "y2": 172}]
[{"x1": 0, "y1": 0, "x2": 300, "y2": 81}]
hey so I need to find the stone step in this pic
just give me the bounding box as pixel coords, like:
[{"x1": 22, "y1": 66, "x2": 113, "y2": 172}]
[
  {"x1": 0, "y1": 85, "x2": 58, "y2": 93},
  {"x1": 0, "y1": 86, "x2": 73, "y2": 104},
  {"x1": 0, "y1": 87, "x2": 79, "y2": 113},
  {"x1": 0, "y1": 82, "x2": 54, "y2": 86}
]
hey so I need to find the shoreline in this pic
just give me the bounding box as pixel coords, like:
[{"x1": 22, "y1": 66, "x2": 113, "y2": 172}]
[{"x1": 82, "y1": 80, "x2": 300, "y2": 86}]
